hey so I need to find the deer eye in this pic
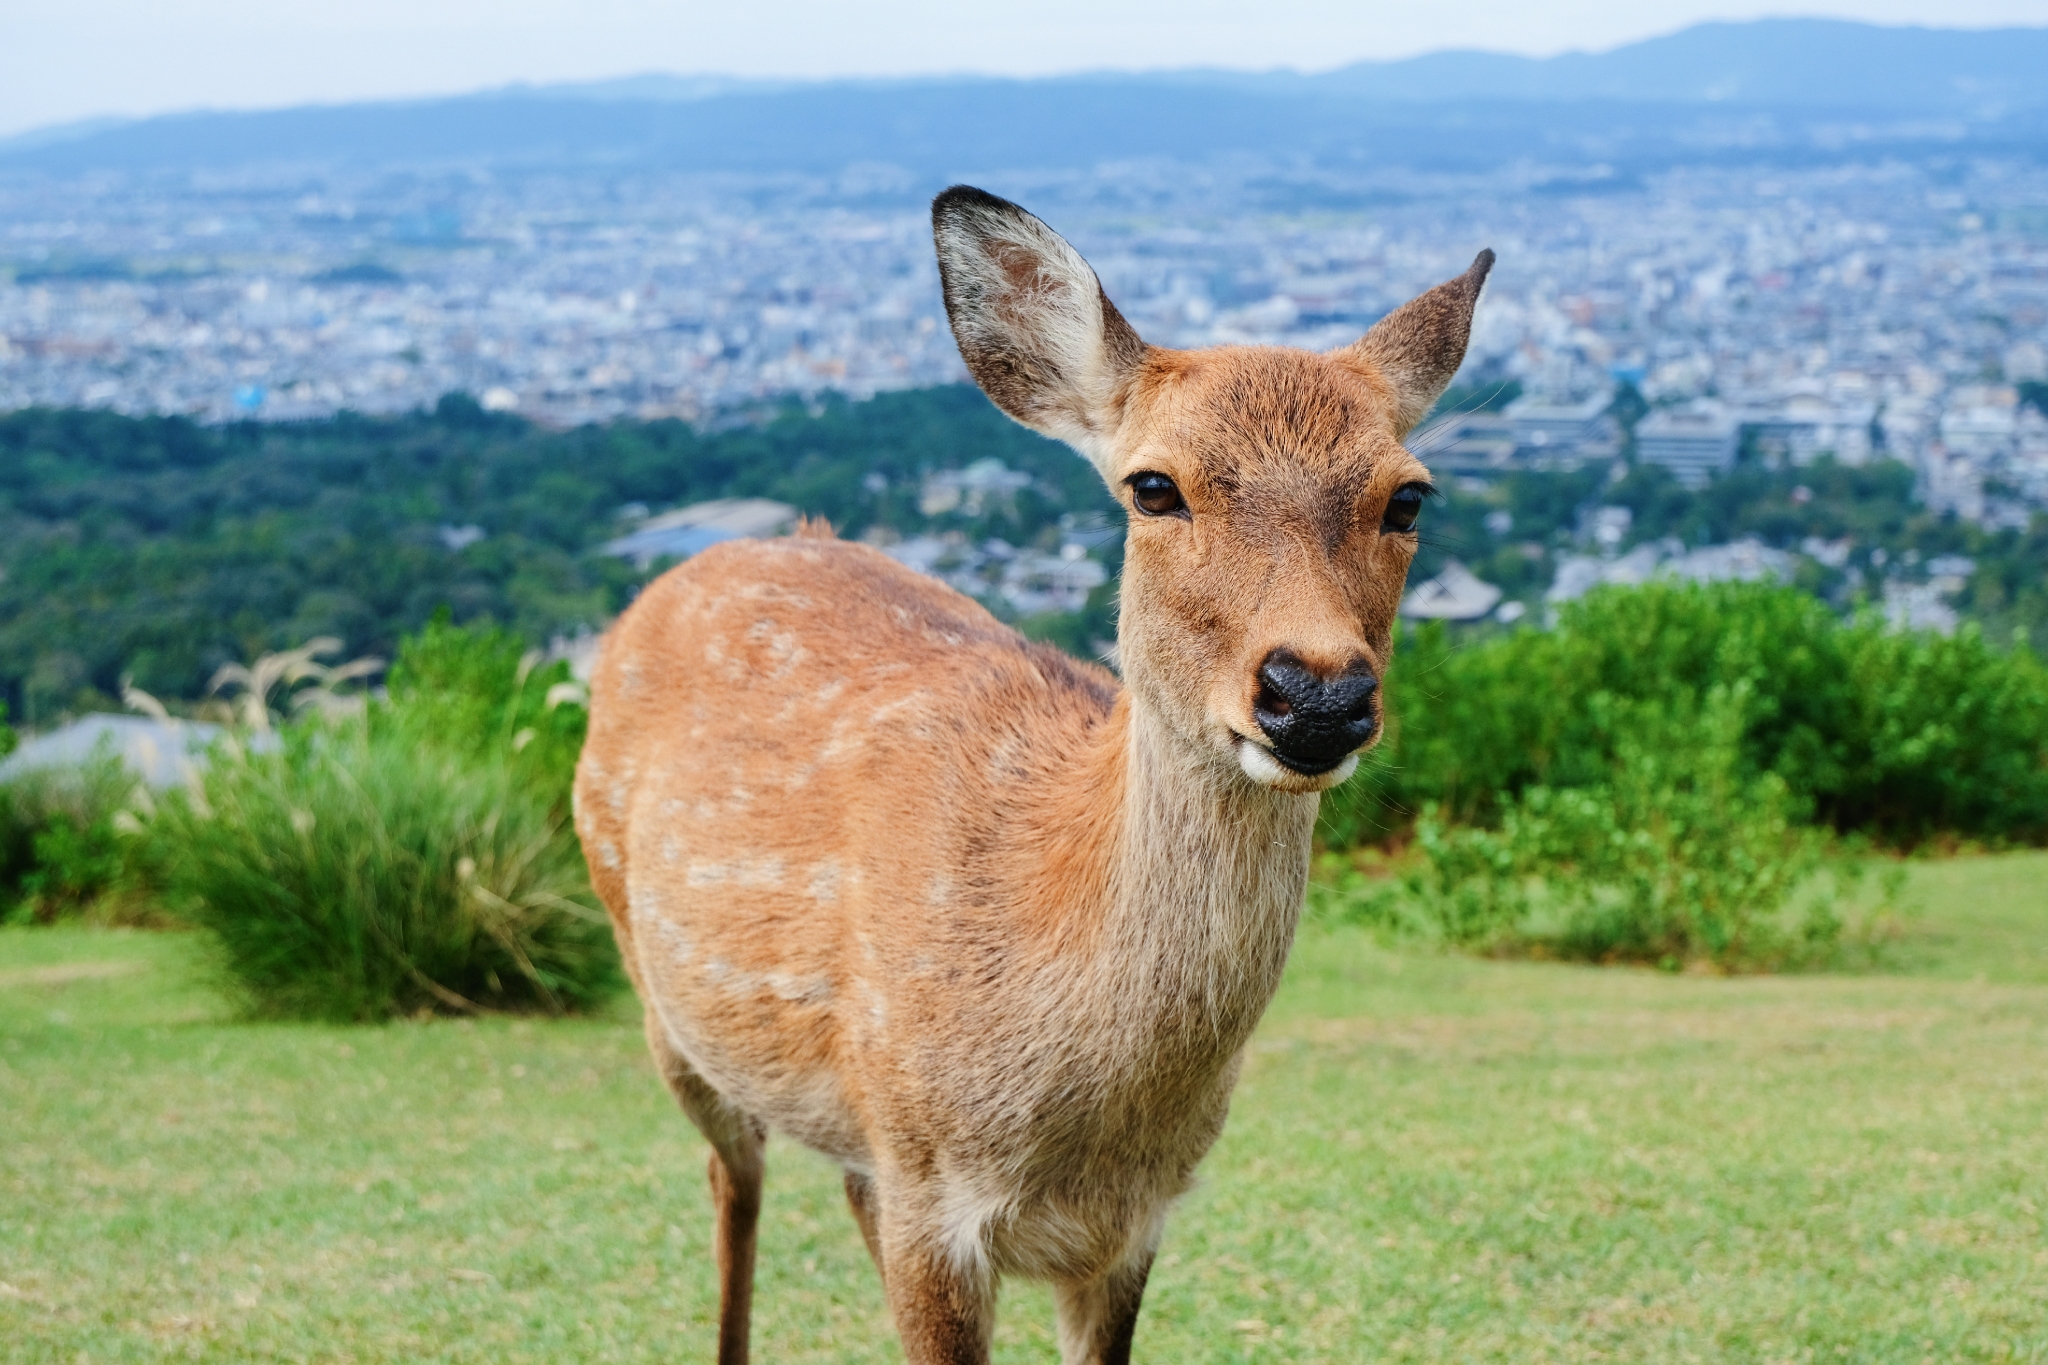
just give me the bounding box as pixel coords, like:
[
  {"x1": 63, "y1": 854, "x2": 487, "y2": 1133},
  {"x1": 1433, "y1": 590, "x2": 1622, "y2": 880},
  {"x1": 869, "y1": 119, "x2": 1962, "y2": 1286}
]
[
  {"x1": 1382, "y1": 483, "x2": 1430, "y2": 534},
  {"x1": 1128, "y1": 472, "x2": 1187, "y2": 518}
]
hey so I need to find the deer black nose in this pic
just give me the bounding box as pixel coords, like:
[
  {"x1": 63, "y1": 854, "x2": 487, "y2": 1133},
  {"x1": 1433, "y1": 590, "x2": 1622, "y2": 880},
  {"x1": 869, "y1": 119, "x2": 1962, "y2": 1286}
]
[{"x1": 1251, "y1": 649, "x2": 1378, "y2": 774}]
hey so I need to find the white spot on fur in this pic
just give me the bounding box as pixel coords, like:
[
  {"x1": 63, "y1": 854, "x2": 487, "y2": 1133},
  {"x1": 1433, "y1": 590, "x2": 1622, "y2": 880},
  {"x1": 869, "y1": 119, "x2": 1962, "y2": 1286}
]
[
  {"x1": 648, "y1": 913, "x2": 694, "y2": 966},
  {"x1": 766, "y1": 972, "x2": 832, "y2": 1004},
  {"x1": 696, "y1": 959, "x2": 830, "y2": 1005},
  {"x1": 744, "y1": 620, "x2": 809, "y2": 678},
  {"x1": 820, "y1": 718, "x2": 869, "y2": 762},
  {"x1": 687, "y1": 857, "x2": 786, "y2": 890},
  {"x1": 852, "y1": 974, "x2": 887, "y2": 1032},
  {"x1": 866, "y1": 692, "x2": 924, "y2": 729},
  {"x1": 807, "y1": 861, "x2": 843, "y2": 904}
]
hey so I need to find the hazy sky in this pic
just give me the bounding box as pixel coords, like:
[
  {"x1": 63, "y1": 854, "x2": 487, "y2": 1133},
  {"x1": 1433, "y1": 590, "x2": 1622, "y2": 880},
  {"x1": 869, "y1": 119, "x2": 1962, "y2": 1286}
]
[{"x1": 7, "y1": 0, "x2": 2048, "y2": 139}]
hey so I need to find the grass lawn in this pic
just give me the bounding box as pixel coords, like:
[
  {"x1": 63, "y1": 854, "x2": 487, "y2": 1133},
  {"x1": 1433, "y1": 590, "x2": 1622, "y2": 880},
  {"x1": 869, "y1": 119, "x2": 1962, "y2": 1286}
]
[{"x1": 2, "y1": 852, "x2": 2044, "y2": 1363}]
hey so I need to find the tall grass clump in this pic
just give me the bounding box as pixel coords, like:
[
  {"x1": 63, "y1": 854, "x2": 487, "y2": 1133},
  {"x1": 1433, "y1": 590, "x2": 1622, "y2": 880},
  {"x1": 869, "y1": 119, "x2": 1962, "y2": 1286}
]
[
  {"x1": 378, "y1": 614, "x2": 587, "y2": 808},
  {"x1": 142, "y1": 625, "x2": 614, "y2": 1020}
]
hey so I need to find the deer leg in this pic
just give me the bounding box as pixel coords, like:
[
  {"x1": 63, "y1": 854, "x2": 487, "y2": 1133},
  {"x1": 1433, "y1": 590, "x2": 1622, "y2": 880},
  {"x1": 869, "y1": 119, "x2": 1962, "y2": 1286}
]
[
  {"x1": 879, "y1": 1238, "x2": 996, "y2": 1365},
  {"x1": 1053, "y1": 1252, "x2": 1154, "y2": 1365},
  {"x1": 645, "y1": 1014, "x2": 767, "y2": 1365},
  {"x1": 843, "y1": 1170, "x2": 887, "y2": 1284}
]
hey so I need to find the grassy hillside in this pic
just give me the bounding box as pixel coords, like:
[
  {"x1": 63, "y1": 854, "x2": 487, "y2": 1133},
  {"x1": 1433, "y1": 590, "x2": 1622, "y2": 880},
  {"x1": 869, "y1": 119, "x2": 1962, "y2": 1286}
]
[{"x1": 2, "y1": 851, "x2": 2043, "y2": 1362}]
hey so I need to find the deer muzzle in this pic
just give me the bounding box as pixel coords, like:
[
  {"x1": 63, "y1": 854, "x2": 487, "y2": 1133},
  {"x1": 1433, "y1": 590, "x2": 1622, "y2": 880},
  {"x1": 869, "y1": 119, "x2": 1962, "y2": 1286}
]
[{"x1": 1250, "y1": 649, "x2": 1379, "y2": 775}]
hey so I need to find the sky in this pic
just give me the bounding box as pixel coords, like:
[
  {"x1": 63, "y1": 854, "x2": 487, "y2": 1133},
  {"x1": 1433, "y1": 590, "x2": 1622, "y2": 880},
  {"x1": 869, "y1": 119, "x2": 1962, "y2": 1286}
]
[{"x1": 6, "y1": 0, "x2": 2048, "y2": 139}]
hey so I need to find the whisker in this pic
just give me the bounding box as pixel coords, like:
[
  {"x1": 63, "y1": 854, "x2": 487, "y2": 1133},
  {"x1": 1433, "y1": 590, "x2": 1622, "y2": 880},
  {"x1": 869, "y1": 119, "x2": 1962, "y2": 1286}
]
[{"x1": 1409, "y1": 380, "x2": 1518, "y2": 458}]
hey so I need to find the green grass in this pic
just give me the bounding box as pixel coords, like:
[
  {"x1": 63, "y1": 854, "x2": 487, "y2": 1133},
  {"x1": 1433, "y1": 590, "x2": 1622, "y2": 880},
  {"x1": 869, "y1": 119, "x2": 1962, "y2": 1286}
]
[{"x1": 3, "y1": 853, "x2": 2045, "y2": 1362}]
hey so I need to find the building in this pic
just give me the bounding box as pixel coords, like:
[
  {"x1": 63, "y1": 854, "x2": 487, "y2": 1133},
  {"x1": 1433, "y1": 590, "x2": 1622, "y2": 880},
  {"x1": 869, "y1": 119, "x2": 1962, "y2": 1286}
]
[
  {"x1": 1000, "y1": 547, "x2": 1107, "y2": 615},
  {"x1": 1883, "y1": 582, "x2": 1960, "y2": 635},
  {"x1": 598, "y1": 498, "x2": 799, "y2": 569},
  {"x1": 1402, "y1": 561, "x2": 1504, "y2": 621},
  {"x1": 1635, "y1": 403, "x2": 1739, "y2": 487},
  {"x1": 1504, "y1": 390, "x2": 1618, "y2": 466},
  {"x1": 1938, "y1": 387, "x2": 2020, "y2": 464},
  {"x1": 1743, "y1": 394, "x2": 1875, "y2": 466},
  {"x1": 918, "y1": 459, "x2": 1034, "y2": 517},
  {"x1": 1546, "y1": 536, "x2": 1797, "y2": 607}
]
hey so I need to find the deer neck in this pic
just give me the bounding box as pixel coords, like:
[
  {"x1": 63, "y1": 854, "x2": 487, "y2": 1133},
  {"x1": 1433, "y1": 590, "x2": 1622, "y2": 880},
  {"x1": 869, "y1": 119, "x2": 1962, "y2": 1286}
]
[{"x1": 1043, "y1": 683, "x2": 1319, "y2": 1045}]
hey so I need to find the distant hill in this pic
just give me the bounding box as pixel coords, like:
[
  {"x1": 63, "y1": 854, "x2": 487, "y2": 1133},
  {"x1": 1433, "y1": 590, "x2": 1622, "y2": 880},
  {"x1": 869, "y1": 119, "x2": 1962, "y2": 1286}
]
[
  {"x1": 3, "y1": 18, "x2": 2046, "y2": 178},
  {"x1": 459, "y1": 19, "x2": 2048, "y2": 113},
  {"x1": 1297, "y1": 19, "x2": 2048, "y2": 109}
]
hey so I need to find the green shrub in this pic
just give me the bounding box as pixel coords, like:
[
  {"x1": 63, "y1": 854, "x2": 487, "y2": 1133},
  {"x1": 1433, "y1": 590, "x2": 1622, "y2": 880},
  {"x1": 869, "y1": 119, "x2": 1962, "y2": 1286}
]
[
  {"x1": 1314, "y1": 686, "x2": 1867, "y2": 970},
  {"x1": 378, "y1": 615, "x2": 586, "y2": 810},
  {"x1": 144, "y1": 718, "x2": 615, "y2": 1021},
  {"x1": 1829, "y1": 620, "x2": 2048, "y2": 836},
  {"x1": 1322, "y1": 581, "x2": 2048, "y2": 849},
  {"x1": 0, "y1": 751, "x2": 137, "y2": 924}
]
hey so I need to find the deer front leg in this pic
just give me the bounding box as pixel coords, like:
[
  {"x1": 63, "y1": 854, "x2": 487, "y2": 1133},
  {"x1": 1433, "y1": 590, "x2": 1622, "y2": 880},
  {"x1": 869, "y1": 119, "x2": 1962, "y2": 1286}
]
[
  {"x1": 879, "y1": 1237, "x2": 996, "y2": 1365},
  {"x1": 1054, "y1": 1252, "x2": 1154, "y2": 1365}
]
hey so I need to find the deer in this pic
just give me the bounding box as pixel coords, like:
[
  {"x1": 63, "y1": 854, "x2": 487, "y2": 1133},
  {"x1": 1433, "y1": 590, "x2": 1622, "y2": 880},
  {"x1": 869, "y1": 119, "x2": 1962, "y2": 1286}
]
[{"x1": 573, "y1": 184, "x2": 1492, "y2": 1364}]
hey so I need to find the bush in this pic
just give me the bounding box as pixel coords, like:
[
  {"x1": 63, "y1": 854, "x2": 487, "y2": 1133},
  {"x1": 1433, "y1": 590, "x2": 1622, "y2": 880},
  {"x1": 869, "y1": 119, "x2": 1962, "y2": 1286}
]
[
  {"x1": 1322, "y1": 581, "x2": 2048, "y2": 850},
  {"x1": 144, "y1": 718, "x2": 615, "y2": 1021},
  {"x1": 0, "y1": 750, "x2": 138, "y2": 924},
  {"x1": 1829, "y1": 621, "x2": 2048, "y2": 837},
  {"x1": 378, "y1": 615, "x2": 586, "y2": 811},
  {"x1": 1313, "y1": 686, "x2": 1873, "y2": 970}
]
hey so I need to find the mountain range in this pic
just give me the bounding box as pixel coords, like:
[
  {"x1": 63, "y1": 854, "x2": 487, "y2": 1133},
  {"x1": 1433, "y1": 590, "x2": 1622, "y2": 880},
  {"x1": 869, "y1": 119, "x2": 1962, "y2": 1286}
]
[{"x1": 5, "y1": 18, "x2": 2047, "y2": 178}]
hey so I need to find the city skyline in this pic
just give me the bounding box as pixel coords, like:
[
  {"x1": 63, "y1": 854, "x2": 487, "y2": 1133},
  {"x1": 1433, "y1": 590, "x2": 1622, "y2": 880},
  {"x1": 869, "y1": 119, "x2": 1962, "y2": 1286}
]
[{"x1": 4, "y1": 154, "x2": 2042, "y2": 530}]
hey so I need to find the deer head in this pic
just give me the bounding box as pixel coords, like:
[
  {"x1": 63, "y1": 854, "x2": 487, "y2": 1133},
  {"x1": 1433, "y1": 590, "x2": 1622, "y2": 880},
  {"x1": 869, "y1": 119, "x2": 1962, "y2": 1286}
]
[{"x1": 934, "y1": 185, "x2": 1492, "y2": 795}]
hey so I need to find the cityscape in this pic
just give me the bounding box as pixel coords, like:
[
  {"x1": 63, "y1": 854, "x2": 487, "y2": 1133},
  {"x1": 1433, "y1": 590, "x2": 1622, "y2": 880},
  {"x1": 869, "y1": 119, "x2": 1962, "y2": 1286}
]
[{"x1": 3, "y1": 154, "x2": 2047, "y2": 624}]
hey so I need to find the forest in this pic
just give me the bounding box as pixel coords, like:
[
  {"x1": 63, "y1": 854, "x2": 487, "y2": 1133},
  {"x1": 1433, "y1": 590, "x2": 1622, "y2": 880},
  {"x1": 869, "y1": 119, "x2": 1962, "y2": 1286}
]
[
  {"x1": 4, "y1": 384, "x2": 2046, "y2": 724},
  {"x1": 0, "y1": 389, "x2": 1109, "y2": 722}
]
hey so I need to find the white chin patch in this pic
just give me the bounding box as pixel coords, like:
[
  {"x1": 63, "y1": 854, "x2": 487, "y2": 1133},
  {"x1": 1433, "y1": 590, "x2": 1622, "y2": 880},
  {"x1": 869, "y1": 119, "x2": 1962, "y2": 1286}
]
[
  {"x1": 1322, "y1": 753, "x2": 1362, "y2": 787},
  {"x1": 1236, "y1": 742, "x2": 1359, "y2": 791}
]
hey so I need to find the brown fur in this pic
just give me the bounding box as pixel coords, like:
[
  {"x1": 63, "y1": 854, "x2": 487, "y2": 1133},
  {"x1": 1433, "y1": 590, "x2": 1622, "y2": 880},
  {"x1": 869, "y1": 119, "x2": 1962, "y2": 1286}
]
[{"x1": 575, "y1": 186, "x2": 1491, "y2": 1363}]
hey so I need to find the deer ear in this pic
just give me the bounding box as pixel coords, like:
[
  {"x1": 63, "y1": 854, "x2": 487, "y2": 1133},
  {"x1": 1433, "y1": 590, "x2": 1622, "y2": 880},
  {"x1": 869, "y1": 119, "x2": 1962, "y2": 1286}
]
[
  {"x1": 1342, "y1": 249, "x2": 1495, "y2": 437},
  {"x1": 933, "y1": 185, "x2": 1149, "y2": 469}
]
